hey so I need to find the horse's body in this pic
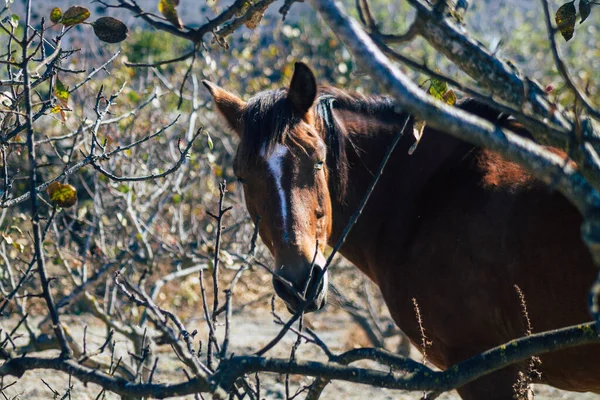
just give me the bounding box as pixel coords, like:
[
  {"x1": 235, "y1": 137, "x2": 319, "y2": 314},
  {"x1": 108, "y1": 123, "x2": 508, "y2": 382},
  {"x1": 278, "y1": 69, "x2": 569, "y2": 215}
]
[{"x1": 204, "y1": 63, "x2": 600, "y2": 399}]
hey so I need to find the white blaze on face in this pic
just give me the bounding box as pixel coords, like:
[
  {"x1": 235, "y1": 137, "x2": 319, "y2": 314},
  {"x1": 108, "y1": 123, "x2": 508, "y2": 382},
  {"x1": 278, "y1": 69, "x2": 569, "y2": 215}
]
[{"x1": 263, "y1": 144, "x2": 290, "y2": 243}]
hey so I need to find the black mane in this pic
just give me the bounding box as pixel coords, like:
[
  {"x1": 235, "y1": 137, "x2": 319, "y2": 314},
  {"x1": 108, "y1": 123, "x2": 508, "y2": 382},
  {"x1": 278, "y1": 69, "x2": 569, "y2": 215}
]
[{"x1": 238, "y1": 89, "x2": 296, "y2": 166}]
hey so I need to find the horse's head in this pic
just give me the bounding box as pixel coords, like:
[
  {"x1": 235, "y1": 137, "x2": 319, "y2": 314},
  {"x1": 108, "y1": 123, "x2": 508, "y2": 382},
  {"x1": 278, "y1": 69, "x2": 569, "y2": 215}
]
[{"x1": 203, "y1": 63, "x2": 332, "y2": 313}]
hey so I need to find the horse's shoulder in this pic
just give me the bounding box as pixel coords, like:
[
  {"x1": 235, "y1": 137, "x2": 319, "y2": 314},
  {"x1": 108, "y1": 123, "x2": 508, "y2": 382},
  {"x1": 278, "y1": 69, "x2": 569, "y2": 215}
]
[
  {"x1": 475, "y1": 149, "x2": 535, "y2": 190},
  {"x1": 473, "y1": 146, "x2": 569, "y2": 192}
]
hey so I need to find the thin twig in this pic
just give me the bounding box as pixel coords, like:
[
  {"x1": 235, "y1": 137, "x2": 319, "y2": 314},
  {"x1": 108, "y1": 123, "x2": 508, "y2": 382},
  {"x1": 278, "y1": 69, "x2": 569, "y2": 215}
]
[{"x1": 22, "y1": 0, "x2": 71, "y2": 358}]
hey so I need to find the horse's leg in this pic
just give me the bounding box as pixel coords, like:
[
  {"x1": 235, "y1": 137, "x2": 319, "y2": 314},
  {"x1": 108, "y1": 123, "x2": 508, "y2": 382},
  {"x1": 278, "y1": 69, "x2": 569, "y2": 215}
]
[{"x1": 455, "y1": 365, "x2": 530, "y2": 400}]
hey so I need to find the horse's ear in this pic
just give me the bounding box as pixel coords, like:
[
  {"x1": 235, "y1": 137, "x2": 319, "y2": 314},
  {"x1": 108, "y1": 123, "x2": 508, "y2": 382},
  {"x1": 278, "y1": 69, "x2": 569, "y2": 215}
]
[
  {"x1": 287, "y1": 62, "x2": 317, "y2": 116},
  {"x1": 203, "y1": 80, "x2": 246, "y2": 136}
]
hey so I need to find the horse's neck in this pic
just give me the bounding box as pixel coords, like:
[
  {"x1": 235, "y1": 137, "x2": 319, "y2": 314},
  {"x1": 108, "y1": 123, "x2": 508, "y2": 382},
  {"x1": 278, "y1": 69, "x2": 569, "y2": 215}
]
[{"x1": 327, "y1": 109, "x2": 471, "y2": 280}]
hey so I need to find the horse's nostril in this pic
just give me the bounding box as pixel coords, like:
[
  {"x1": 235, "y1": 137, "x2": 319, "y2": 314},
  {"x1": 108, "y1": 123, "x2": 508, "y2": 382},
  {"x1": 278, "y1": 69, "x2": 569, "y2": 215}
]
[
  {"x1": 273, "y1": 277, "x2": 298, "y2": 304},
  {"x1": 305, "y1": 265, "x2": 325, "y2": 299},
  {"x1": 316, "y1": 208, "x2": 325, "y2": 219},
  {"x1": 273, "y1": 264, "x2": 327, "y2": 313}
]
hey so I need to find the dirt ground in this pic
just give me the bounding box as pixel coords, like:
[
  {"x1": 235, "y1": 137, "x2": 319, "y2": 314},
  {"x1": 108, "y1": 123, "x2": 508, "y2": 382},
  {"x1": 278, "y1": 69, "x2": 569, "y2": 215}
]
[
  {"x1": 2, "y1": 309, "x2": 599, "y2": 400},
  {"x1": 1, "y1": 249, "x2": 596, "y2": 400}
]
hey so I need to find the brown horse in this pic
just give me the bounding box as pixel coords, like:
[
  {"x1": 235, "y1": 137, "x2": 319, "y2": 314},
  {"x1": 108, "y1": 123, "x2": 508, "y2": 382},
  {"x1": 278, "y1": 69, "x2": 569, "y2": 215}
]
[{"x1": 204, "y1": 63, "x2": 600, "y2": 399}]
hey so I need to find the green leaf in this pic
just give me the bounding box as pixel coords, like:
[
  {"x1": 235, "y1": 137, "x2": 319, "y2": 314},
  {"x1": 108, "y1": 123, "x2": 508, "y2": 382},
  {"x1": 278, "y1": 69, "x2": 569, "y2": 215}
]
[
  {"x1": 555, "y1": 1, "x2": 576, "y2": 41},
  {"x1": 158, "y1": 0, "x2": 183, "y2": 29},
  {"x1": 206, "y1": 131, "x2": 214, "y2": 150},
  {"x1": 579, "y1": 0, "x2": 591, "y2": 23},
  {"x1": 428, "y1": 78, "x2": 448, "y2": 100},
  {"x1": 9, "y1": 14, "x2": 18, "y2": 29},
  {"x1": 127, "y1": 91, "x2": 140, "y2": 103},
  {"x1": 53, "y1": 79, "x2": 69, "y2": 122},
  {"x1": 91, "y1": 17, "x2": 128, "y2": 43},
  {"x1": 47, "y1": 181, "x2": 77, "y2": 208},
  {"x1": 50, "y1": 7, "x2": 62, "y2": 24},
  {"x1": 117, "y1": 184, "x2": 130, "y2": 194},
  {"x1": 54, "y1": 78, "x2": 69, "y2": 104},
  {"x1": 60, "y1": 6, "x2": 90, "y2": 27},
  {"x1": 427, "y1": 77, "x2": 455, "y2": 106}
]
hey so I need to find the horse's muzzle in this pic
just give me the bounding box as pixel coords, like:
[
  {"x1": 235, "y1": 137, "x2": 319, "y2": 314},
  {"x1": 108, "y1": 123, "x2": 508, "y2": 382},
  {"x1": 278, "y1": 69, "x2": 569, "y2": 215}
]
[{"x1": 273, "y1": 265, "x2": 328, "y2": 314}]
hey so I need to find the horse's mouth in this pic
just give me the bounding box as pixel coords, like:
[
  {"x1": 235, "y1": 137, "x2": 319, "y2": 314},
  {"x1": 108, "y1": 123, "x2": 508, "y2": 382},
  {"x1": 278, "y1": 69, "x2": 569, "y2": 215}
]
[
  {"x1": 284, "y1": 278, "x2": 327, "y2": 314},
  {"x1": 285, "y1": 296, "x2": 326, "y2": 314},
  {"x1": 273, "y1": 261, "x2": 329, "y2": 314}
]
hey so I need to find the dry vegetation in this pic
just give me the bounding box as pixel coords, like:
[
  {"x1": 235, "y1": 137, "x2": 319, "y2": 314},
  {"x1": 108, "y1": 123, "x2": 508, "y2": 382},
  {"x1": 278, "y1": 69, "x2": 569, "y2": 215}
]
[{"x1": 3, "y1": 0, "x2": 600, "y2": 399}]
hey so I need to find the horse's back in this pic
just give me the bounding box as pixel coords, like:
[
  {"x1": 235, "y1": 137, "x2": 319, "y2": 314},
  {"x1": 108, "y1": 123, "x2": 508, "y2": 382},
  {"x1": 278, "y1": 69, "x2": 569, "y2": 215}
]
[{"x1": 376, "y1": 143, "x2": 600, "y2": 392}]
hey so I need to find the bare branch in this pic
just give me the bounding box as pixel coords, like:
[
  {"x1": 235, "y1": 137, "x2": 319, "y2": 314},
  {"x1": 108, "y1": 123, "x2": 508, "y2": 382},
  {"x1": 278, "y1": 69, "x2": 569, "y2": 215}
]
[
  {"x1": 540, "y1": 0, "x2": 600, "y2": 121},
  {"x1": 22, "y1": 0, "x2": 71, "y2": 358},
  {"x1": 309, "y1": 0, "x2": 600, "y2": 217}
]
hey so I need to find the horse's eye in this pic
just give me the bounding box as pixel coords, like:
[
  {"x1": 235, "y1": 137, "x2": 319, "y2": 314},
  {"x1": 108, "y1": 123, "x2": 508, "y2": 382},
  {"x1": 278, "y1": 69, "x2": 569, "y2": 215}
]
[{"x1": 314, "y1": 161, "x2": 324, "y2": 171}]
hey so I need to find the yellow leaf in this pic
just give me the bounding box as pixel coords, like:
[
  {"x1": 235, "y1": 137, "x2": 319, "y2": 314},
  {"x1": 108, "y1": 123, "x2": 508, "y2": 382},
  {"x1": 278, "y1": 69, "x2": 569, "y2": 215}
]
[
  {"x1": 427, "y1": 77, "x2": 455, "y2": 106},
  {"x1": 442, "y1": 89, "x2": 456, "y2": 106},
  {"x1": 47, "y1": 181, "x2": 77, "y2": 208},
  {"x1": 50, "y1": 7, "x2": 62, "y2": 23},
  {"x1": 54, "y1": 78, "x2": 69, "y2": 105},
  {"x1": 158, "y1": 0, "x2": 183, "y2": 29},
  {"x1": 12, "y1": 241, "x2": 24, "y2": 253}
]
